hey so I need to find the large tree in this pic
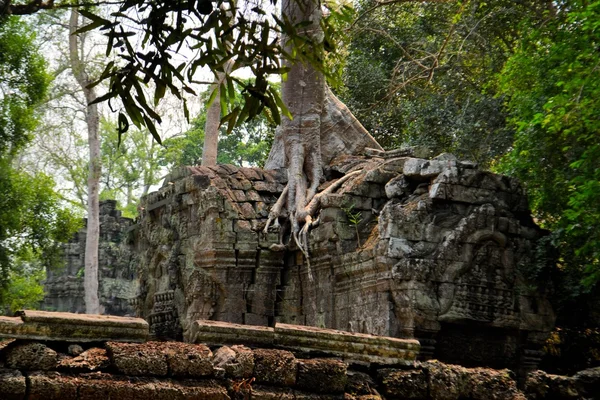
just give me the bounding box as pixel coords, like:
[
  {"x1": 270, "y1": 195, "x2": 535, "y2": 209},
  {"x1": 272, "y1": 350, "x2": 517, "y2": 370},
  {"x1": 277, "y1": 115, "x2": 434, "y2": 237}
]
[{"x1": 69, "y1": 8, "x2": 102, "y2": 314}]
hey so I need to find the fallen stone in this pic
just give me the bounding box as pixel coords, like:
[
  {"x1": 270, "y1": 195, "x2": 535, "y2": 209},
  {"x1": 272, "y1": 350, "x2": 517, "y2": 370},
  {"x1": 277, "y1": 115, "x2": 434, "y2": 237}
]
[
  {"x1": 0, "y1": 368, "x2": 26, "y2": 400},
  {"x1": 67, "y1": 344, "x2": 84, "y2": 356},
  {"x1": 253, "y1": 348, "x2": 298, "y2": 386},
  {"x1": 5, "y1": 342, "x2": 57, "y2": 371},
  {"x1": 0, "y1": 310, "x2": 148, "y2": 343},
  {"x1": 58, "y1": 347, "x2": 109, "y2": 372},
  {"x1": 106, "y1": 341, "x2": 168, "y2": 377},
  {"x1": 190, "y1": 319, "x2": 275, "y2": 347},
  {"x1": 212, "y1": 345, "x2": 255, "y2": 378},
  {"x1": 378, "y1": 368, "x2": 428, "y2": 400},
  {"x1": 28, "y1": 371, "x2": 78, "y2": 400},
  {"x1": 274, "y1": 323, "x2": 420, "y2": 365},
  {"x1": 296, "y1": 358, "x2": 348, "y2": 394},
  {"x1": 164, "y1": 342, "x2": 213, "y2": 378}
]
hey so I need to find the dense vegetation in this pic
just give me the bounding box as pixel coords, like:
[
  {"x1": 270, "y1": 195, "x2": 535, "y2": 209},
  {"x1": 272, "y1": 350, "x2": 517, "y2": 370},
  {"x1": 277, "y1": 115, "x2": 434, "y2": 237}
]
[{"x1": 0, "y1": 16, "x2": 80, "y2": 314}]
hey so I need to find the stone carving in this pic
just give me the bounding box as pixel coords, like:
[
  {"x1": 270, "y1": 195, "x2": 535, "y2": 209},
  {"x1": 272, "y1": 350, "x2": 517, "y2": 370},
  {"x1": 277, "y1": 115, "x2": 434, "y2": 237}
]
[
  {"x1": 42, "y1": 200, "x2": 138, "y2": 315},
  {"x1": 133, "y1": 151, "x2": 555, "y2": 371}
]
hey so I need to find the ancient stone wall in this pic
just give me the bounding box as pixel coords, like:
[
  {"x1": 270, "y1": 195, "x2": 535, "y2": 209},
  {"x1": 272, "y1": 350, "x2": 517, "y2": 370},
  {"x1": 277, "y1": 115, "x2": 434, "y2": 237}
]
[
  {"x1": 0, "y1": 312, "x2": 597, "y2": 400},
  {"x1": 133, "y1": 151, "x2": 555, "y2": 371},
  {"x1": 42, "y1": 200, "x2": 138, "y2": 315}
]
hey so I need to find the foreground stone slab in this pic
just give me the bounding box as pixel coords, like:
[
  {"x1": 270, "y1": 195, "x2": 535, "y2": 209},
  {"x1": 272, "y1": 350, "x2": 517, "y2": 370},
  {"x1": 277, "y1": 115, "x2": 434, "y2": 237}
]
[
  {"x1": 189, "y1": 319, "x2": 275, "y2": 347},
  {"x1": 191, "y1": 319, "x2": 419, "y2": 365},
  {"x1": 275, "y1": 323, "x2": 420, "y2": 365},
  {"x1": 0, "y1": 310, "x2": 148, "y2": 343}
]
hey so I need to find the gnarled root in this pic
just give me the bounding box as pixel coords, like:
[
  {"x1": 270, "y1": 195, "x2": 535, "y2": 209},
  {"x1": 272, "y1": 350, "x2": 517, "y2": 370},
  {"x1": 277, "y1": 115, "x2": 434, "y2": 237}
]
[{"x1": 264, "y1": 170, "x2": 362, "y2": 281}]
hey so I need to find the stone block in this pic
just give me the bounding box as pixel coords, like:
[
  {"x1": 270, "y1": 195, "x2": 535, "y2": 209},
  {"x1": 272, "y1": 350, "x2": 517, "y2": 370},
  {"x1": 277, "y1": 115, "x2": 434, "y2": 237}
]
[
  {"x1": 380, "y1": 157, "x2": 410, "y2": 174},
  {"x1": 364, "y1": 167, "x2": 397, "y2": 184},
  {"x1": 253, "y1": 348, "x2": 298, "y2": 386},
  {"x1": 5, "y1": 342, "x2": 57, "y2": 371},
  {"x1": 404, "y1": 158, "x2": 450, "y2": 179},
  {"x1": 106, "y1": 341, "x2": 168, "y2": 376},
  {"x1": 246, "y1": 189, "x2": 262, "y2": 202},
  {"x1": 378, "y1": 368, "x2": 428, "y2": 400},
  {"x1": 58, "y1": 347, "x2": 109, "y2": 372},
  {"x1": 296, "y1": 358, "x2": 348, "y2": 394},
  {"x1": 163, "y1": 342, "x2": 213, "y2": 378},
  {"x1": 76, "y1": 373, "x2": 229, "y2": 400},
  {"x1": 0, "y1": 368, "x2": 26, "y2": 400},
  {"x1": 0, "y1": 310, "x2": 148, "y2": 343},
  {"x1": 385, "y1": 175, "x2": 411, "y2": 199},
  {"x1": 466, "y1": 368, "x2": 524, "y2": 400},
  {"x1": 28, "y1": 372, "x2": 78, "y2": 400},
  {"x1": 274, "y1": 323, "x2": 419, "y2": 365},
  {"x1": 238, "y1": 167, "x2": 263, "y2": 181},
  {"x1": 190, "y1": 319, "x2": 275, "y2": 347},
  {"x1": 212, "y1": 345, "x2": 255, "y2": 378}
]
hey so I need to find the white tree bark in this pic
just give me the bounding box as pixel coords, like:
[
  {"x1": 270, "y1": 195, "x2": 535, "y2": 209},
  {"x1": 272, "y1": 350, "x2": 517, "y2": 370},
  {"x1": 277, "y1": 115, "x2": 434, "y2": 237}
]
[{"x1": 69, "y1": 9, "x2": 101, "y2": 314}]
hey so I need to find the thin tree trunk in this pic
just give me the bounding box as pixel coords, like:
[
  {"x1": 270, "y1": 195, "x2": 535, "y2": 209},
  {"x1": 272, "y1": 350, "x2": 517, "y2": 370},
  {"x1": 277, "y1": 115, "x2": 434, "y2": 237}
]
[
  {"x1": 201, "y1": 2, "x2": 235, "y2": 166},
  {"x1": 69, "y1": 9, "x2": 101, "y2": 314},
  {"x1": 201, "y1": 89, "x2": 221, "y2": 166}
]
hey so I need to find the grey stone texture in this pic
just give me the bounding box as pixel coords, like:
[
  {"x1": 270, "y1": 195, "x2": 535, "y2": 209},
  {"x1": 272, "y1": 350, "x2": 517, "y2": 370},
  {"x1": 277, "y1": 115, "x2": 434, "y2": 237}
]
[
  {"x1": 133, "y1": 152, "x2": 555, "y2": 371},
  {"x1": 0, "y1": 310, "x2": 148, "y2": 343},
  {"x1": 42, "y1": 200, "x2": 138, "y2": 316},
  {"x1": 0, "y1": 337, "x2": 599, "y2": 399}
]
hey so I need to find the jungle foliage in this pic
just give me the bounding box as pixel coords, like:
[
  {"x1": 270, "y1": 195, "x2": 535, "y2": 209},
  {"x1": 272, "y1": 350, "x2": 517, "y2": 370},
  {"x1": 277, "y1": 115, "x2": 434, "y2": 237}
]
[
  {"x1": 496, "y1": 0, "x2": 600, "y2": 313},
  {"x1": 0, "y1": 16, "x2": 81, "y2": 311}
]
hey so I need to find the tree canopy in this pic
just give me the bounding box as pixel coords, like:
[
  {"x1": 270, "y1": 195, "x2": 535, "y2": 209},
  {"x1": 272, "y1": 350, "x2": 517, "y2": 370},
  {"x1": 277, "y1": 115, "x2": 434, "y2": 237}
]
[{"x1": 496, "y1": 0, "x2": 600, "y2": 300}]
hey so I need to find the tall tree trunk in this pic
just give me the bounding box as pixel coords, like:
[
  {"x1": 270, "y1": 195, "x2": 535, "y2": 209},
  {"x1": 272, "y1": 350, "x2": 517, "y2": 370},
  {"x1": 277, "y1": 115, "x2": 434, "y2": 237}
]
[
  {"x1": 201, "y1": 89, "x2": 221, "y2": 166},
  {"x1": 281, "y1": 0, "x2": 325, "y2": 226},
  {"x1": 201, "y1": 2, "x2": 235, "y2": 166},
  {"x1": 69, "y1": 9, "x2": 101, "y2": 314},
  {"x1": 264, "y1": 0, "x2": 382, "y2": 243}
]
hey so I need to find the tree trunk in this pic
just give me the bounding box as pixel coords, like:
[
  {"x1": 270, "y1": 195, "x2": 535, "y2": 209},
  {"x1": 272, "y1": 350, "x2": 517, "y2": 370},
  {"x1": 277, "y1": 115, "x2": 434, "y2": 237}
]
[
  {"x1": 201, "y1": 89, "x2": 220, "y2": 166},
  {"x1": 69, "y1": 9, "x2": 101, "y2": 314},
  {"x1": 264, "y1": 0, "x2": 382, "y2": 240},
  {"x1": 201, "y1": 2, "x2": 235, "y2": 166}
]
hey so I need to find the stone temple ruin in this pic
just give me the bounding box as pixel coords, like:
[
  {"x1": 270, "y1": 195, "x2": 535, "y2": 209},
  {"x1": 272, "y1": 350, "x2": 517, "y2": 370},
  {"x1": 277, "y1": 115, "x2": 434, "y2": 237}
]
[
  {"x1": 42, "y1": 200, "x2": 137, "y2": 316},
  {"x1": 125, "y1": 149, "x2": 555, "y2": 373}
]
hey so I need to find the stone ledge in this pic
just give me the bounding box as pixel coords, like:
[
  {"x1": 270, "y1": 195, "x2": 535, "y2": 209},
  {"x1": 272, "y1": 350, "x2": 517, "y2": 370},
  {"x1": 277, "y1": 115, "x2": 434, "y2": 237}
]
[
  {"x1": 190, "y1": 319, "x2": 419, "y2": 366},
  {"x1": 275, "y1": 323, "x2": 420, "y2": 366},
  {"x1": 0, "y1": 310, "x2": 148, "y2": 343}
]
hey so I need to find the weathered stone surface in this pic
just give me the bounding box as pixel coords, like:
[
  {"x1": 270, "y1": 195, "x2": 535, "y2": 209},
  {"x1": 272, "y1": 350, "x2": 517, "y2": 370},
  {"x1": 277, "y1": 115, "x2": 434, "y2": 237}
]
[
  {"x1": 296, "y1": 358, "x2": 347, "y2": 394},
  {"x1": 190, "y1": 320, "x2": 275, "y2": 347},
  {"x1": 67, "y1": 344, "x2": 84, "y2": 356},
  {"x1": 58, "y1": 347, "x2": 109, "y2": 371},
  {"x1": 378, "y1": 368, "x2": 428, "y2": 399},
  {"x1": 164, "y1": 342, "x2": 213, "y2": 378},
  {"x1": 345, "y1": 371, "x2": 380, "y2": 398},
  {"x1": 29, "y1": 371, "x2": 230, "y2": 400},
  {"x1": 249, "y1": 385, "x2": 342, "y2": 399},
  {"x1": 4, "y1": 342, "x2": 57, "y2": 371},
  {"x1": 133, "y1": 153, "x2": 554, "y2": 371},
  {"x1": 212, "y1": 345, "x2": 254, "y2": 378},
  {"x1": 106, "y1": 341, "x2": 169, "y2": 376},
  {"x1": 0, "y1": 368, "x2": 26, "y2": 400},
  {"x1": 42, "y1": 199, "x2": 137, "y2": 316},
  {"x1": 28, "y1": 371, "x2": 78, "y2": 400},
  {"x1": 253, "y1": 348, "x2": 298, "y2": 387},
  {"x1": 524, "y1": 368, "x2": 600, "y2": 400},
  {"x1": 274, "y1": 323, "x2": 419, "y2": 365},
  {"x1": 0, "y1": 310, "x2": 148, "y2": 343}
]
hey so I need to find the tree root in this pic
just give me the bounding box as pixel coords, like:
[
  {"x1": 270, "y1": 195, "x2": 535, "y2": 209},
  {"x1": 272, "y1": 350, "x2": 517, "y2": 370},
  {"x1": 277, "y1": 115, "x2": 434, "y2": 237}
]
[{"x1": 263, "y1": 170, "x2": 362, "y2": 281}]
